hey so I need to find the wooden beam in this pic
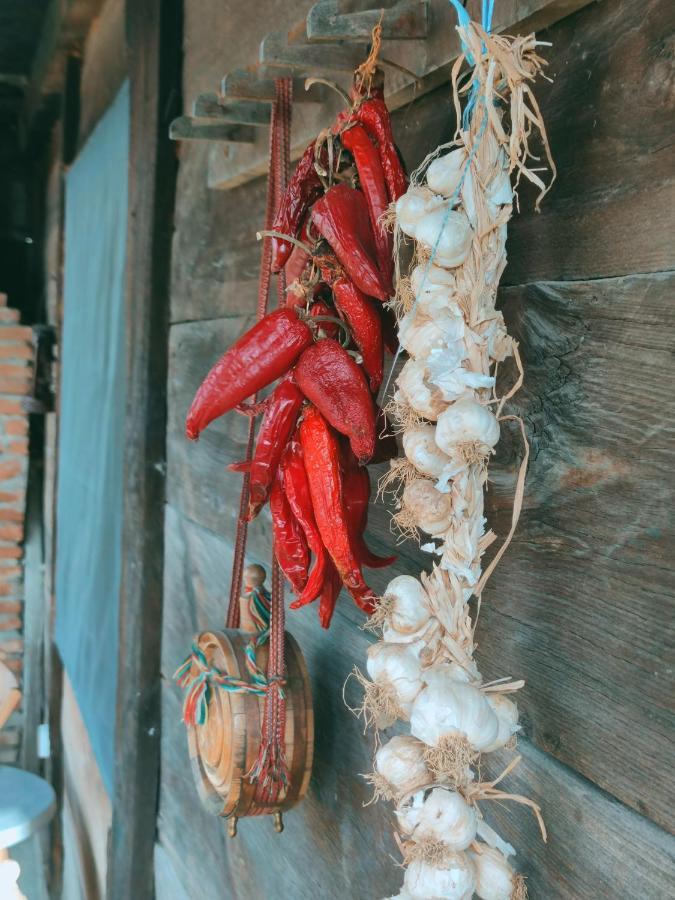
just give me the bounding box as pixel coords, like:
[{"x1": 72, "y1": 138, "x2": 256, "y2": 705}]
[
  {"x1": 306, "y1": 0, "x2": 429, "y2": 41},
  {"x1": 106, "y1": 1, "x2": 181, "y2": 897},
  {"x1": 260, "y1": 28, "x2": 369, "y2": 78},
  {"x1": 221, "y1": 67, "x2": 327, "y2": 103},
  {"x1": 169, "y1": 116, "x2": 256, "y2": 142},
  {"x1": 192, "y1": 94, "x2": 271, "y2": 125}
]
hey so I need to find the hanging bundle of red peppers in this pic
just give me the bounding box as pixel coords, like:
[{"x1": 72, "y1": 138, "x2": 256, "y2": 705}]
[{"x1": 186, "y1": 43, "x2": 406, "y2": 629}]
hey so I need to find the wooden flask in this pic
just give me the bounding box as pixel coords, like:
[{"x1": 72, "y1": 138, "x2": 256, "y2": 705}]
[{"x1": 185, "y1": 566, "x2": 314, "y2": 832}]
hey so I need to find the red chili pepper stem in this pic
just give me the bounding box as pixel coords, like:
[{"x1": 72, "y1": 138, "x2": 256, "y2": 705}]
[
  {"x1": 304, "y1": 77, "x2": 351, "y2": 107},
  {"x1": 308, "y1": 315, "x2": 353, "y2": 348},
  {"x1": 257, "y1": 230, "x2": 314, "y2": 257}
]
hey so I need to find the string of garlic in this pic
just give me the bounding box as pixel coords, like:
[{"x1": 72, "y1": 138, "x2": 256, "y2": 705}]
[{"x1": 353, "y1": 21, "x2": 556, "y2": 900}]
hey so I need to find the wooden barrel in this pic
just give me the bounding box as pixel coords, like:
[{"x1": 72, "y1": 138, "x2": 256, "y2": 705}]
[{"x1": 186, "y1": 629, "x2": 314, "y2": 823}]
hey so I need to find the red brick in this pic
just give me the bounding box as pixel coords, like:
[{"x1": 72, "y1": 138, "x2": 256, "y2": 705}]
[
  {"x1": 4, "y1": 419, "x2": 28, "y2": 437},
  {"x1": 0, "y1": 327, "x2": 32, "y2": 342},
  {"x1": 6, "y1": 441, "x2": 28, "y2": 456},
  {"x1": 0, "y1": 510, "x2": 23, "y2": 523},
  {"x1": 0, "y1": 379, "x2": 30, "y2": 396},
  {"x1": 0, "y1": 344, "x2": 32, "y2": 360},
  {"x1": 0, "y1": 582, "x2": 20, "y2": 596},
  {"x1": 0, "y1": 310, "x2": 20, "y2": 324},
  {"x1": 0, "y1": 491, "x2": 22, "y2": 504},
  {"x1": 0, "y1": 365, "x2": 30, "y2": 379},
  {"x1": 0, "y1": 294, "x2": 6, "y2": 307},
  {"x1": 0, "y1": 461, "x2": 21, "y2": 480},
  {"x1": 0, "y1": 525, "x2": 22, "y2": 542},
  {"x1": 0, "y1": 601, "x2": 21, "y2": 614},
  {"x1": 0, "y1": 547, "x2": 22, "y2": 559},
  {"x1": 0, "y1": 616, "x2": 21, "y2": 631},
  {"x1": 0, "y1": 401, "x2": 23, "y2": 416},
  {"x1": 0, "y1": 566, "x2": 22, "y2": 579}
]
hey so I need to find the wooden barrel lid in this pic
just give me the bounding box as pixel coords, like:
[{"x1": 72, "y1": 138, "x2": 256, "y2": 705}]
[{"x1": 186, "y1": 629, "x2": 314, "y2": 821}]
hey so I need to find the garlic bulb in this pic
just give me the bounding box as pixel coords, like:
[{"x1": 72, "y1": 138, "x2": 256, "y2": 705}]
[
  {"x1": 410, "y1": 262, "x2": 456, "y2": 294},
  {"x1": 381, "y1": 575, "x2": 432, "y2": 635},
  {"x1": 404, "y1": 856, "x2": 476, "y2": 900},
  {"x1": 403, "y1": 426, "x2": 452, "y2": 479},
  {"x1": 427, "y1": 348, "x2": 495, "y2": 403},
  {"x1": 396, "y1": 359, "x2": 446, "y2": 420},
  {"x1": 367, "y1": 641, "x2": 424, "y2": 713},
  {"x1": 426, "y1": 148, "x2": 467, "y2": 199},
  {"x1": 401, "y1": 480, "x2": 454, "y2": 537},
  {"x1": 435, "y1": 399, "x2": 501, "y2": 453},
  {"x1": 414, "y1": 206, "x2": 473, "y2": 269},
  {"x1": 399, "y1": 309, "x2": 457, "y2": 359},
  {"x1": 375, "y1": 735, "x2": 429, "y2": 796},
  {"x1": 467, "y1": 846, "x2": 517, "y2": 900},
  {"x1": 396, "y1": 789, "x2": 426, "y2": 835},
  {"x1": 482, "y1": 694, "x2": 520, "y2": 753},
  {"x1": 409, "y1": 788, "x2": 478, "y2": 851},
  {"x1": 410, "y1": 669, "x2": 499, "y2": 751},
  {"x1": 396, "y1": 187, "x2": 445, "y2": 239}
]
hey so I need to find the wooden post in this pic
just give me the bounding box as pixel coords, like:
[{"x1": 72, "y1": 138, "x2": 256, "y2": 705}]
[{"x1": 106, "y1": 2, "x2": 182, "y2": 898}]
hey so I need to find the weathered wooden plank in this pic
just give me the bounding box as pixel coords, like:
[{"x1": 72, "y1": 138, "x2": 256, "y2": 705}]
[
  {"x1": 158, "y1": 505, "x2": 675, "y2": 899},
  {"x1": 106, "y1": 2, "x2": 181, "y2": 898},
  {"x1": 170, "y1": 117, "x2": 257, "y2": 143},
  {"x1": 192, "y1": 94, "x2": 272, "y2": 125},
  {"x1": 477, "y1": 272, "x2": 675, "y2": 832},
  {"x1": 222, "y1": 68, "x2": 328, "y2": 103},
  {"x1": 306, "y1": 0, "x2": 429, "y2": 41},
  {"x1": 260, "y1": 28, "x2": 369, "y2": 77}
]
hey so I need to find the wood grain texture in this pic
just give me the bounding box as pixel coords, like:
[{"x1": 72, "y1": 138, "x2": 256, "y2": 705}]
[
  {"x1": 477, "y1": 273, "x2": 675, "y2": 832},
  {"x1": 107, "y1": 2, "x2": 181, "y2": 898}
]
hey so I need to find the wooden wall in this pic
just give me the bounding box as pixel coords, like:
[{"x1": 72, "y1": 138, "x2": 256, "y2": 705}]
[{"x1": 156, "y1": 0, "x2": 675, "y2": 897}]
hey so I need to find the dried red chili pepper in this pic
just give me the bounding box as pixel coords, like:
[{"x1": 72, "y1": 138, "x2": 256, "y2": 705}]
[
  {"x1": 282, "y1": 439, "x2": 328, "y2": 609},
  {"x1": 318, "y1": 559, "x2": 342, "y2": 629},
  {"x1": 342, "y1": 446, "x2": 396, "y2": 569},
  {"x1": 299, "y1": 406, "x2": 376, "y2": 613},
  {"x1": 185, "y1": 308, "x2": 312, "y2": 439},
  {"x1": 311, "y1": 184, "x2": 389, "y2": 301},
  {"x1": 340, "y1": 124, "x2": 393, "y2": 294},
  {"x1": 333, "y1": 279, "x2": 383, "y2": 393},
  {"x1": 271, "y1": 141, "x2": 327, "y2": 272},
  {"x1": 294, "y1": 338, "x2": 377, "y2": 464},
  {"x1": 270, "y1": 470, "x2": 310, "y2": 593},
  {"x1": 354, "y1": 98, "x2": 408, "y2": 202},
  {"x1": 228, "y1": 373, "x2": 304, "y2": 519},
  {"x1": 284, "y1": 214, "x2": 312, "y2": 287}
]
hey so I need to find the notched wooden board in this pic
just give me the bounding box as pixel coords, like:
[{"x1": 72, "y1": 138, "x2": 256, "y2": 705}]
[{"x1": 207, "y1": 0, "x2": 595, "y2": 189}]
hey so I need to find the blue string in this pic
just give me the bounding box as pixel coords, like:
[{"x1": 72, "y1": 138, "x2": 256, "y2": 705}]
[{"x1": 380, "y1": 2, "x2": 493, "y2": 403}]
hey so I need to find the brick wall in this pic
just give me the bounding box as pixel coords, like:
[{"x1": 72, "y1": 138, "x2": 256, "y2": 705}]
[{"x1": 0, "y1": 293, "x2": 32, "y2": 764}]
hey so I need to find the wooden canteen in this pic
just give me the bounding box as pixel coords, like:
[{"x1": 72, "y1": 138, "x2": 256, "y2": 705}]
[{"x1": 185, "y1": 565, "x2": 314, "y2": 834}]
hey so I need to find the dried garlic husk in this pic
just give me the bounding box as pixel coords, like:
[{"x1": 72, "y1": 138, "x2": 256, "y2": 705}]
[
  {"x1": 483, "y1": 693, "x2": 520, "y2": 753},
  {"x1": 399, "y1": 308, "x2": 462, "y2": 359},
  {"x1": 403, "y1": 426, "x2": 452, "y2": 479},
  {"x1": 435, "y1": 399, "x2": 500, "y2": 454},
  {"x1": 410, "y1": 668, "x2": 499, "y2": 752},
  {"x1": 403, "y1": 855, "x2": 476, "y2": 900},
  {"x1": 414, "y1": 206, "x2": 473, "y2": 269},
  {"x1": 402, "y1": 788, "x2": 478, "y2": 851},
  {"x1": 396, "y1": 187, "x2": 445, "y2": 238},
  {"x1": 366, "y1": 640, "x2": 424, "y2": 714},
  {"x1": 375, "y1": 735, "x2": 430, "y2": 797},
  {"x1": 427, "y1": 348, "x2": 495, "y2": 403},
  {"x1": 396, "y1": 360, "x2": 446, "y2": 420},
  {"x1": 401, "y1": 480, "x2": 454, "y2": 537},
  {"x1": 426, "y1": 148, "x2": 467, "y2": 199},
  {"x1": 380, "y1": 575, "x2": 432, "y2": 635},
  {"x1": 467, "y1": 846, "x2": 520, "y2": 900}
]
